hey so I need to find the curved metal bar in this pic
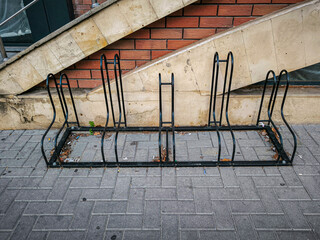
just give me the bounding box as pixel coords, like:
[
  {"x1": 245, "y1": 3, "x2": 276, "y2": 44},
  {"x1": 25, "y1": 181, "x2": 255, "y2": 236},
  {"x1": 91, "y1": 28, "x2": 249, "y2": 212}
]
[
  {"x1": 256, "y1": 71, "x2": 270, "y2": 126},
  {"x1": 224, "y1": 52, "x2": 236, "y2": 162},
  {"x1": 210, "y1": 52, "x2": 221, "y2": 163},
  {"x1": 265, "y1": 71, "x2": 284, "y2": 156},
  {"x1": 158, "y1": 73, "x2": 163, "y2": 162},
  {"x1": 65, "y1": 74, "x2": 80, "y2": 127},
  {"x1": 114, "y1": 54, "x2": 127, "y2": 127},
  {"x1": 41, "y1": 74, "x2": 57, "y2": 165},
  {"x1": 54, "y1": 74, "x2": 70, "y2": 149},
  {"x1": 278, "y1": 69, "x2": 297, "y2": 162},
  {"x1": 171, "y1": 73, "x2": 176, "y2": 163},
  {"x1": 100, "y1": 54, "x2": 111, "y2": 164},
  {"x1": 113, "y1": 55, "x2": 122, "y2": 165}
]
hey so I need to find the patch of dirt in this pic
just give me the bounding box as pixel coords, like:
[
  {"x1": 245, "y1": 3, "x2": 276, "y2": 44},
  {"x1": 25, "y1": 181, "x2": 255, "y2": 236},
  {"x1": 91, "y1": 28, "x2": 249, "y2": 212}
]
[{"x1": 152, "y1": 145, "x2": 172, "y2": 162}]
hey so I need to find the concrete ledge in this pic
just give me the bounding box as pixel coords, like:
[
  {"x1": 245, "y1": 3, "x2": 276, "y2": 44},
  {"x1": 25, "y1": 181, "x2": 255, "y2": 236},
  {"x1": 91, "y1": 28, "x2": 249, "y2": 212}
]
[
  {"x1": 0, "y1": 0, "x2": 197, "y2": 95},
  {"x1": 0, "y1": 87, "x2": 319, "y2": 130}
]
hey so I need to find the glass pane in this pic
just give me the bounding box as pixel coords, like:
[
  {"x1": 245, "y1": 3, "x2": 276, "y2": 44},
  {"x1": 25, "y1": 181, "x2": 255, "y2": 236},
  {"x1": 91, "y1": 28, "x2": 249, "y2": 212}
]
[{"x1": 0, "y1": 0, "x2": 32, "y2": 44}]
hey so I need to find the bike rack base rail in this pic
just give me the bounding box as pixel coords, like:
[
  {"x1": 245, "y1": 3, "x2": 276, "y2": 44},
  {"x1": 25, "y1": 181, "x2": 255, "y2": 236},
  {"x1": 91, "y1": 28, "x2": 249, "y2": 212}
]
[{"x1": 41, "y1": 52, "x2": 297, "y2": 168}]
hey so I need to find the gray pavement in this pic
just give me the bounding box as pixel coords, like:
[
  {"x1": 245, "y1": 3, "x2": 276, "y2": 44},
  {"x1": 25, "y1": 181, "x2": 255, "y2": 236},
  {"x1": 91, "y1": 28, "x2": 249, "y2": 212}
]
[{"x1": 0, "y1": 125, "x2": 320, "y2": 239}]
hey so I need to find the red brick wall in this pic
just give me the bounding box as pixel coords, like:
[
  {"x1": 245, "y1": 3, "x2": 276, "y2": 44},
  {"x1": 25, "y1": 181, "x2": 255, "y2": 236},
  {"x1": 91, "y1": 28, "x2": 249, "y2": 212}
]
[{"x1": 64, "y1": 0, "x2": 304, "y2": 89}]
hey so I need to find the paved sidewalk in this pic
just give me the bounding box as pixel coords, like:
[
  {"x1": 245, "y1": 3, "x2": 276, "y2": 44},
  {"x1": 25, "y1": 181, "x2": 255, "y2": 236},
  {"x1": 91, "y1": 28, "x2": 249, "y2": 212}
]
[{"x1": 0, "y1": 125, "x2": 320, "y2": 239}]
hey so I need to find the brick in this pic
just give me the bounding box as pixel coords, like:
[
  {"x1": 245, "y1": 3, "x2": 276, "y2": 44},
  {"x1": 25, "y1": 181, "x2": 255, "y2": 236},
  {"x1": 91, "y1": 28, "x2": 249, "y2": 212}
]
[
  {"x1": 81, "y1": 188, "x2": 113, "y2": 200},
  {"x1": 218, "y1": 5, "x2": 253, "y2": 16},
  {"x1": 27, "y1": 231, "x2": 48, "y2": 240},
  {"x1": 233, "y1": 17, "x2": 256, "y2": 26},
  {"x1": 125, "y1": 29, "x2": 150, "y2": 39},
  {"x1": 113, "y1": 176, "x2": 130, "y2": 200},
  {"x1": 151, "y1": 29, "x2": 182, "y2": 39},
  {"x1": 194, "y1": 188, "x2": 212, "y2": 213},
  {"x1": 16, "y1": 189, "x2": 50, "y2": 201},
  {"x1": 145, "y1": 188, "x2": 176, "y2": 200},
  {"x1": 184, "y1": 28, "x2": 216, "y2": 39},
  {"x1": 34, "y1": 215, "x2": 73, "y2": 230},
  {"x1": 127, "y1": 188, "x2": 144, "y2": 213},
  {"x1": 252, "y1": 176, "x2": 286, "y2": 187},
  {"x1": 89, "y1": 49, "x2": 119, "y2": 60},
  {"x1": 184, "y1": 5, "x2": 218, "y2": 16},
  {"x1": 151, "y1": 50, "x2": 172, "y2": 59},
  {"x1": 238, "y1": 0, "x2": 270, "y2": 2},
  {"x1": 209, "y1": 187, "x2": 243, "y2": 200},
  {"x1": 167, "y1": 40, "x2": 197, "y2": 49},
  {"x1": 299, "y1": 176, "x2": 320, "y2": 200},
  {"x1": 136, "y1": 40, "x2": 166, "y2": 49},
  {"x1": 252, "y1": 4, "x2": 288, "y2": 16},
  {"x1": 220, "y1": 167, "x2": 239, "y2": 187},
  {"x1": 238, "y1": 176, "x2": 260, "y2": 200},
  {"x1": 167, "y1": 17, "x2": 199, "y2": 28},
  {"x1": 147, "y1": 18, "x2": 165, "y2": 28},
  {"x1": 276, "y1": 231, "x2": 317, "y2": 240},
  {"x1": 181, "y1": 231, "x2": 199, "y2": 240},
  {"x1": 180, "y1": 215, "x2": 215, "y2": 229},
  {"x1": 192, "y1": 176, "x2": 223, "y2": 187},
  {"x1": 120, "y1": 50, "x2": 150, "y2": 60},
  {"x1": 106, "y1": 40, "x2": 134, "y2": 49},
  {"x1": 75, "y1": 60, "x2": 99, "y2": 70},
  {"x1": 274, "y1": 188, "x2": 310, "y2": 200},
  {"x1": 203, "y1": 0, "x2": 235, "y2": 2},
  {"x1": 59, "y1": 189, "x2": 82, "y2": 214},
  {"x1": 78, "y1": 80, "x2": 101, "y2": 88},
  {"x1": 63, "y1": 70, "x2": 91, "y2": 79},
  {"x1": 0, "y1": 189, "x2": 19, "y2": 214},
  {"x1": 70, "y1": 177, "x2": 101, "y2": 188},
  {"x1": 200, "y1": 17, "x2": 233, "y2": 27}
]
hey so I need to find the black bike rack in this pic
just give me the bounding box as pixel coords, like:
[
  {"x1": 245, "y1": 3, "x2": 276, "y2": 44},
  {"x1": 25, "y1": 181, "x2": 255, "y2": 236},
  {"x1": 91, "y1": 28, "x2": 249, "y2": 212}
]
[{"x1": 41, "y1": 52, "x2": 297, "y2": 168}]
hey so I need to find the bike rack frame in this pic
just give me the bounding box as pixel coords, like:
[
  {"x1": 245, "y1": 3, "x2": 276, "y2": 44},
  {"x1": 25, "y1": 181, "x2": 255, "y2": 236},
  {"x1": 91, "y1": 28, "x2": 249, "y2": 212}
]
[{"x1": 41, "y1": 52, "x2": 297, "y2": 168}]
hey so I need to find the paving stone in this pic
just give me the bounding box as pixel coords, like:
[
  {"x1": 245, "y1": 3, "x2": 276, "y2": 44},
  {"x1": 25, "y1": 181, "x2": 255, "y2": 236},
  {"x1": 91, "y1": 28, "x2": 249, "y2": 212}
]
[
  {"x1": 233, "y1": 215, "x2": 257, "y2": 240},
  {"x1": 145, "y1": 188, "x2": 176, "y2": 200},
  {"x1": 279, "y1": 167, "x2": 303, "y2": 186},
  {"x1": 47, "y1": 231, "x2": 85, "y2": 240},
  {"x1": 161, "y1": 200, "x2": 195, "y2": 214},
  {"x1": 192, "y1": 176, "x2": 223, "y2": 187},
  {"x1": 143, "y1": 201, "x2": 161, "y2": 228},
  {"x1": 209, "y1": 187, "x2": 243, "y2": 200},
  {"x1": 238, "y1": 139, "x2": 265, "y2": 147},
  {"x1": 298, "y1": 201, "x2": 320, "y2": 214},
  {"x1": 70, "y1": 201, "x2": 94, "y2": 229},
  {"x1": 100, "y1": 169, "x2": 117, "y2": 188},
  {"x1": 274, "y1": 187, "x2": 311, "y2": 200},
  {"x1": 162, "y1": 215, "x2": 179, "y2": 240},
  {"x1": 264, "y1": 167, "x2": 281, "y2": 176},
  {"x1": 7, "y1": 177, "x2": 42, "y2": 189},
  {"x1": 257, "y1": 231, "x2": 277, "y2": 240},
  {"x1": 238, "y1": 177, "x2": 260, "y2": 200},
  {"x1": 234, "y1": 167, "x2": 265, "y2": 176},
  {"x1": 85, "y1": 215, "x2": 108, "y2": 240},
  {"x1": 59, "y1": 189, "x2": 82, "y2": 214},
  {"x1": 0, "y1": 201, "x2": 27, "y2": 229},
  {"x1": 123, "y1": 230, "x2": 160, "y2": 240},
  {"x1": 127, "y1": 188, "x2": 144, "y2": 213},
  {"x1": 251, "y1": 214, "x2": 291, "y2": 229},
  {"x1": 177, "y1": 182, "x2": 194, "y2": 200},
  {"x1": 131, "y1": 176, "x2": 160, "y2": 187},
  {"x1": 70, "y1": 177, "x2": 101, "y2": 188},
  {"x1": 180, "y1": 215, "x2": 215, "y2": 229},
  {"x1": 252, "y1": 176, "x2": 286, "y2": 187},
  {"x1": 113, "y1": 176, "x2": 130, "y2": 200},
  {"x1": 1, "y1": 167, "x2": 34, "y2": 178},
  {"x1": 257, "y1": 188, "x2": 283, "y2": 213},
  {"x1": 10, "y1": 216, "x2": 37, "y2": 240},
  {"x1": 93, "y1": 201, "x2": 127, "y2": 214},
  {"x1": 230, "y1": 200, "x2": 265, "y2": 214},
  {"x1": 199, "y1": 231, "x2": 237, "y2": 240},
  {"x1": 180, "y1": 230, "x2": 199, "y2": 240},
  {"x1": 281, "y1": 201, "x2": 311, "y2": 229},
  {"x1": 212, "y1": 201, "x2": 234, "y2": 230},
  {"x1": 305, "y1": 216, "x2": 320, "y2": 237},
  {"x1": 34, "y1": 215, "x2": 73, "y2": 230},
  {"x1": 220, "y1": 167, "x2": 239, "y2": 187},
  {"x1": 187, "y1": 140, "x2": 212, "y2": 148},
  {"x1": 276, "y1": 231, "x2": 317, "y2": 240},
  {"x1": 16, "y1": 189, "x2": 51, "y2": 201},
  {"x1": 27, "y1": 231, "x2": 48, "y2": 240},
  {"x1": 24, "y1": 201, "x2": 61, "y2": 215},
  {"x1": 48, "y1": 177, "x2": 72, "y2": 200},
  {"x1": 0, "y1": 189, "x2": 19, "y2": 214},
  {"x1": 0, "y1": 150, "x2": 19, "y2": 158},
  {"x1": 0, "y1": 142, "x2": 13, "y2": 150},
  {"x1": 194, "y1": 188, "x2": 212, "y2": 213},
  {"x1": 16, "y1": 142, "x2": 38, "y2": 159},
  {"x1": 299, "y1": 176, "x2": 320, "y2": 200},
  {"x1": 108, "y1": 214, "x2": 143, "y2": 229},
  {"x1": 294, "y1": 166, "x2": 320, "y2": 175},
  {"x1": 81, "y1": 188, "x2": 113, "y2": 200},
  {"x1": 5, "y1": 130, "x2": 24, "y2": 142},
  {"x1": 105, "y1": 230, "x2": 124, "y2": 240}
]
